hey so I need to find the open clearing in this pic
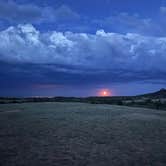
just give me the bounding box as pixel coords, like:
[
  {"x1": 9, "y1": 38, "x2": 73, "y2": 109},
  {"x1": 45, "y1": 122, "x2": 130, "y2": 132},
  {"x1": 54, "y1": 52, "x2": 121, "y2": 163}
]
[{"x1": 0, "y1": 102, "x2": 166, "y2": 166}]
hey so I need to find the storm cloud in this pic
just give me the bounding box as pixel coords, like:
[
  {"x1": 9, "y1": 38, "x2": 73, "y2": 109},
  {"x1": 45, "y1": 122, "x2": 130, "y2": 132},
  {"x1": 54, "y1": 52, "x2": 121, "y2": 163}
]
[
  {"x1": 0, "y1": 1, "x2": 166, "y2": 96},
  {"x1": 0, "y1": 24, "x2": 166, "y2": 73}
]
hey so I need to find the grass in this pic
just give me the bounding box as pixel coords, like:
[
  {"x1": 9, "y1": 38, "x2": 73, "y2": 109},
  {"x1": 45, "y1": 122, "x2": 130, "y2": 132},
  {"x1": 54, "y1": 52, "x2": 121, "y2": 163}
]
[
  {"x1": 0, "y1": 102, "x2": 166, "y2": 166},
  {"x1": 1, "y1": 96, "x2": 166, "y2": 111}
]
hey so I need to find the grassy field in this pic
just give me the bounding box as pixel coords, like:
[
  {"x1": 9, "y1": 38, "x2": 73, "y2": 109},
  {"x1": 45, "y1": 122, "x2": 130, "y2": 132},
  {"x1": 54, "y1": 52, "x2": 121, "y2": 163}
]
[{"x1": 0, "y1": 102, "x2": 166, "y2": 166}]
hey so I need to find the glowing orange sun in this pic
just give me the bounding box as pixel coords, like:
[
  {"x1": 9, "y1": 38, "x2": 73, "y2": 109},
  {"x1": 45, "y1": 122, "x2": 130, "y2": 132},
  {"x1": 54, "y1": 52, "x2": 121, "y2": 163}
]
[
  {"x1": 98, "y1": 89, "x2": 111, "y2": 96},
  {"x1": 103, "y1": 91, "x2": 107, "y2": 96}
]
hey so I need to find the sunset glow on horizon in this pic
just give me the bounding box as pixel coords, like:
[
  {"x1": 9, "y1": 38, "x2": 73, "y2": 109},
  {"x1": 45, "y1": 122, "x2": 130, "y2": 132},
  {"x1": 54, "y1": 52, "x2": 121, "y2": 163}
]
[{"x1": 98, "y1": 89, "x2": 112, "y2": 97}]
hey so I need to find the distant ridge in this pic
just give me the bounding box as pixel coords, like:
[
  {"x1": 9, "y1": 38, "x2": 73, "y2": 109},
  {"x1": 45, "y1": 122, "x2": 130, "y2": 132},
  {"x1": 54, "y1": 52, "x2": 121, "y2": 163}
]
[{"x1": 138, "y1": 88, "x2": 166, "y2": 98}]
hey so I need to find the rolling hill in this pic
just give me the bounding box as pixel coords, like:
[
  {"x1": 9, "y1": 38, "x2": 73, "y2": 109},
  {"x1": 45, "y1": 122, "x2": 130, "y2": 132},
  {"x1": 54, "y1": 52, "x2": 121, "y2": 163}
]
[{"x1": 138, "y1": 88, "x2": 166, "y2": 98}]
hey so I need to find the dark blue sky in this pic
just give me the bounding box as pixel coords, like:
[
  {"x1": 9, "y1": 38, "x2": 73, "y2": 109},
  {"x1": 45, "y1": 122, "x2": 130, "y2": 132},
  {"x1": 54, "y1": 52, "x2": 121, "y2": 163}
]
[{"x1": 0, "y1": 0, "x2": 166, "y2": 97}]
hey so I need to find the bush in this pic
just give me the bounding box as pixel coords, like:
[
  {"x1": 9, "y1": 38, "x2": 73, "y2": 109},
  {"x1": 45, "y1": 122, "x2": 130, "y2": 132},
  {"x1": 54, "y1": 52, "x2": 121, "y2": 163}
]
[
  {"x1": 117, "y1": 100, "x2": 123, "y2": 105},
  {"x1": 155, "y1": 100, "x2": 162, "y2": 110}
]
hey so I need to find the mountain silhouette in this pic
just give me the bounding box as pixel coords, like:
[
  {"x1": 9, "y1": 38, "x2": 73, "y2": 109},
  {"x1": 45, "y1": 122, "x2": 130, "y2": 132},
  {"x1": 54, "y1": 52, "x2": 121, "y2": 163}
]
[{"x1": 139, "y1": 88, "x2": 166, "y2": 98}]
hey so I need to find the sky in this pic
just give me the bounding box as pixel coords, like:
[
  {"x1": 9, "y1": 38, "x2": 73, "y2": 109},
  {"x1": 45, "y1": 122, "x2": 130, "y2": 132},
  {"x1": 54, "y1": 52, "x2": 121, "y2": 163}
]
[{"x1": 0, "y1": 0, "x2": 166, "y2": 97}]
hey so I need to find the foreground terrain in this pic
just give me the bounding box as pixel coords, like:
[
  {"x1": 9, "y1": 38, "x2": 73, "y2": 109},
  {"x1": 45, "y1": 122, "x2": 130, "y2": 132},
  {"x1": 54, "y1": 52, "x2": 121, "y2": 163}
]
[{"x1": 0, "y1": 102, "x2": 166, "y2": 166}]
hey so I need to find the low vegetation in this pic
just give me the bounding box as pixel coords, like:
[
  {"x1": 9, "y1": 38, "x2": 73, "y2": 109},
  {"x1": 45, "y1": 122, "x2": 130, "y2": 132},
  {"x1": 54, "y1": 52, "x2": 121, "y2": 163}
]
[
  {"x1": 0, "y1": 102, "x2": 166, "y2": 165},
  {"x1": 1, "y1": 89, "x2": 166, "y2": 110}
]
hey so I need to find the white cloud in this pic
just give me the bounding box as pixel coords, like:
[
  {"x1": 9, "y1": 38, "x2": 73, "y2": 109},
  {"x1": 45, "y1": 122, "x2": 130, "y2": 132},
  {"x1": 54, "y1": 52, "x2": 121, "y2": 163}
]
[
  {"x1": 49, "y1": 32, "x2": 74, "y2": 48},
  {"x1": 0, "y1": 24, "x2": 166, "y2": 73}
]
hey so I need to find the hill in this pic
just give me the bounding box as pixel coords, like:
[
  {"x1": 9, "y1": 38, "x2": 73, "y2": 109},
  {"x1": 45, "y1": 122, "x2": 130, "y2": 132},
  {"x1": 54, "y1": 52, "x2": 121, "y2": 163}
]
[{"x1": 138, "y1": 88, "x2": 166, "y2": 98}]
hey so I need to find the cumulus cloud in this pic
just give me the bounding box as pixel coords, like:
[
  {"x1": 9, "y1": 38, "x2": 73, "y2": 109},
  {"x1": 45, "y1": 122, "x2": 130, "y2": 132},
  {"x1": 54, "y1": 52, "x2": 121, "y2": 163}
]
[
  {"x1": 0, "y1": 1, "x2": 79, "y2": 23},
  {"x1": 0, "y1": 24, "x2": 166, "y2": 76}
]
